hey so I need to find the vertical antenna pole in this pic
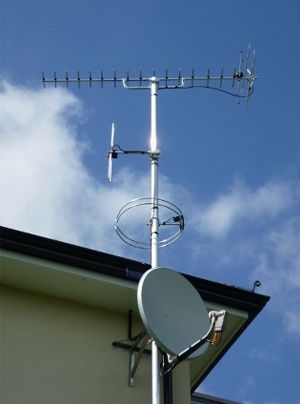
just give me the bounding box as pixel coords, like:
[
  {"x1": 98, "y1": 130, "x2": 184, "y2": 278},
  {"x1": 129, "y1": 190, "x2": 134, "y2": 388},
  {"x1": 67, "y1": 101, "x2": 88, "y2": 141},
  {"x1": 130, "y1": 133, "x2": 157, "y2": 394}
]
[
  {"x1": 150, "y1": 76, "x2": 159, "y2": 267},
  {"x1": 150, "y1": 76, "x2": 161, "y2": 404}
]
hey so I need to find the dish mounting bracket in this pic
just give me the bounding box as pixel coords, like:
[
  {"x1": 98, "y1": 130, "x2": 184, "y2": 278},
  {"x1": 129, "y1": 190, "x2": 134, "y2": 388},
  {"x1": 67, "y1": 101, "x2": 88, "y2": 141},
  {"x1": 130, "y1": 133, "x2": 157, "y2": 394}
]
[{"x1": 111, "y1": 310, "x2": 151, "y2": 386}]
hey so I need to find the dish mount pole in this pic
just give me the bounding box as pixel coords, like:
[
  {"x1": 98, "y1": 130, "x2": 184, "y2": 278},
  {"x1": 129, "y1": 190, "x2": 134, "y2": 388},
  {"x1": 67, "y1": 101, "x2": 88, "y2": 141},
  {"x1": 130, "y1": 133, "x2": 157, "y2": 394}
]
[{"x1": 149, "y1": 76, "x2": 161, "y2": 404}]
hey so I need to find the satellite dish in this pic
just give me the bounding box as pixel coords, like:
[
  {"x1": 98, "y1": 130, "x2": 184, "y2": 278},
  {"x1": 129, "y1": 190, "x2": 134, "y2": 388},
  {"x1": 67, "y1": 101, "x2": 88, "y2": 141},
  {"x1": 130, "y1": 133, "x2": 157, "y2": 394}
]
[{"x1": 137, "y1": 268, "x2": 210, "y2": 359}]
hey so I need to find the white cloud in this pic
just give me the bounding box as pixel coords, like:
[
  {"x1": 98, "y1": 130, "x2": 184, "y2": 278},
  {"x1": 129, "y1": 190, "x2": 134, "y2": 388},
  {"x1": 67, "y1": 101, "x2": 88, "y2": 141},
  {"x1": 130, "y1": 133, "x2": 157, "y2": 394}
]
[
  {"x1": 188, "y1": 178, "x2": 300, "y2": 337},
  {"x1": 255, "y1": 219, "x2": 300, "y2": 291},
  {"x1": 236, "y1": 375, "x2": 257, "y2": 404},
  {"x1": 193, "y1": 181, "x2": 294, "y2": 239},
  {"x1": 0, "y1": 81, "x2": 168, "y2": 255},
  {"x1": 248, "y1": 348, "x2": 279, "y2": 363},
  {"x1": 253, "y1": 218, "x2": 300, "y2": 335},
  {"x1": 0, "y1": 80, "x2": 186, "y2": 258}
]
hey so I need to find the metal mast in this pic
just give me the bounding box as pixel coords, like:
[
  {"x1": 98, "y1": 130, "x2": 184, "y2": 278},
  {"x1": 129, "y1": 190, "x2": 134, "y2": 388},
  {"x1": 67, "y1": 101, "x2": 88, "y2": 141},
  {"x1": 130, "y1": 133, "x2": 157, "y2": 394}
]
[
  {"x1": 42, "y1": 46, "x2": 257, "y2": 404},
  {"x1": 149, "y1": 77, "x2": 161, "y2": 404}
]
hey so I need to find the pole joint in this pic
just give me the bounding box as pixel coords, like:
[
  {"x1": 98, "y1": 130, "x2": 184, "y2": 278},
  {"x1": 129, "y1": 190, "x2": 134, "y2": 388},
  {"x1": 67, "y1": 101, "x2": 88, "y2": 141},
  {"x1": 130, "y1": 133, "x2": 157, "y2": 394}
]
[{"x1": 149, "y1": 149, "x2": 160, "y2": 159}]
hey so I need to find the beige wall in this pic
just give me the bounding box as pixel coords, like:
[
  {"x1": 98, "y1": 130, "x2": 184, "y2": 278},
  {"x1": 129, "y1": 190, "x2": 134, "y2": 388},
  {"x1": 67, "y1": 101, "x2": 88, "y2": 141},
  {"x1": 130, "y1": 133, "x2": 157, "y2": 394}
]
[{"x1": 0, "y1": 284, "x2": 190, "y2": 404}]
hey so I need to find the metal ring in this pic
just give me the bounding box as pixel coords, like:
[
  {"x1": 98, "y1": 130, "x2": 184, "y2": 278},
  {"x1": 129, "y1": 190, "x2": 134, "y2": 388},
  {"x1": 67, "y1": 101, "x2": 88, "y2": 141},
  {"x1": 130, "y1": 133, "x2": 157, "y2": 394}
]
[{"x1": 115, "y1": 197, "x2": 184, "y2": 249}]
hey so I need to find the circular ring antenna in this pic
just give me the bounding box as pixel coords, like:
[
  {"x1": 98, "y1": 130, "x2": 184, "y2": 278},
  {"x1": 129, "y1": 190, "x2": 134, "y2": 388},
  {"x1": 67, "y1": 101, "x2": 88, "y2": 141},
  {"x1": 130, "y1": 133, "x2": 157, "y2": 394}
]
[
  {"x1": 137, "y1": 268, "x2": 210, "y2": 359},
  {"x1": 115, "y1": 198, "x2": 184, "y2": 249}
]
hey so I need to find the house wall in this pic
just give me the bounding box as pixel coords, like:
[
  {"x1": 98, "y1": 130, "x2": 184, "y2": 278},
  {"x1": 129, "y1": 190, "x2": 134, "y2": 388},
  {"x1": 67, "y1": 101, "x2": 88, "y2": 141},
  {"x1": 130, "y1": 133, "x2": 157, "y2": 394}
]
[{"x1": 0, "y1": 284, "x2": 190, "y2": 404}]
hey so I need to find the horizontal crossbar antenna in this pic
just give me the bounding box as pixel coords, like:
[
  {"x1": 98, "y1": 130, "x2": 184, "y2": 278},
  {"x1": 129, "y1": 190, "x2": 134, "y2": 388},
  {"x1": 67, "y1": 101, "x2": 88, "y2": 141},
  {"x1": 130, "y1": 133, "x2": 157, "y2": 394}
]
[
  {"x1": 41, "y1": 70, "x2": 256, "y2": 98},
  {"x1": 41, "y1": 47, "x2": 257, "y2": 101}
]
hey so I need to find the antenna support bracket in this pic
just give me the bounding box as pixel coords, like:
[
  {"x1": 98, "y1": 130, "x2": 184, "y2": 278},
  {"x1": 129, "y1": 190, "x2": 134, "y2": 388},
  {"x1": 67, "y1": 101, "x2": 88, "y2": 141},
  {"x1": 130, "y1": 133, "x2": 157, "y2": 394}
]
[
  {"x1": 111, "y1": 311, "x2": 151, "y2": 387},
  {"x1": 128, "y1": 333, "x2": 150, "y2": 386},
  {"x1": 149, "y1": 149, "x2": 160, "y2": 159}
]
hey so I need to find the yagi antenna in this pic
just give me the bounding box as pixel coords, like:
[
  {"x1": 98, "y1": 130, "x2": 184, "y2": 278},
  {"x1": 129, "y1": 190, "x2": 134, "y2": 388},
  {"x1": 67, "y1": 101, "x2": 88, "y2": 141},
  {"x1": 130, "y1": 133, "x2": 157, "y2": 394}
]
[
  {"x1": 42, "y1": 45, "x2": 257, "y2": 404},
  {"x1": 41, "y1": 45, "x2": 257, "y2": 102}
]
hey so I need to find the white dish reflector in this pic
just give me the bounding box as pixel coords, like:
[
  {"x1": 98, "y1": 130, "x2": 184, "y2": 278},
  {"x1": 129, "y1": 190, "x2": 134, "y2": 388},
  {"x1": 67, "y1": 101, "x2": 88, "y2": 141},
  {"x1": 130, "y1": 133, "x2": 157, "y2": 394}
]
[{"x1": 137, "y1": 268, "x2": 210, "y2": 359}]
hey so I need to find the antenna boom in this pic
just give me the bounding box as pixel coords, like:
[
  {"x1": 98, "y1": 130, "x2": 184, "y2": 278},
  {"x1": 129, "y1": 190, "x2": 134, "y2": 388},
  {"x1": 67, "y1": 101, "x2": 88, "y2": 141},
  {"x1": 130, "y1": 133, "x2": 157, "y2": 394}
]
[{"x1": 42, "y1": 48, "x2": 257, "y2": 101}]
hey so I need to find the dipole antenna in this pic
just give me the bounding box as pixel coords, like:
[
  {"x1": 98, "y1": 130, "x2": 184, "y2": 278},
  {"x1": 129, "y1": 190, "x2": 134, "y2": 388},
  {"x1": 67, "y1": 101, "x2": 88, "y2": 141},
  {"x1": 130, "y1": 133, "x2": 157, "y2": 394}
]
[{"x1": 42, "y1": 45, "x2": 257, "y2": 404}]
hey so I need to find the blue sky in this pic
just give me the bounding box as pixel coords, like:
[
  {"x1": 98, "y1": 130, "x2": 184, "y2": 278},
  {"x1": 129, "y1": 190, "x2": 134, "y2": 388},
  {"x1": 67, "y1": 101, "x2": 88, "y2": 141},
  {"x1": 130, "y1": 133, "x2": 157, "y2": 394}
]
[{"x1": 1, "y1": 0, "x2": 300, "y2": 402}]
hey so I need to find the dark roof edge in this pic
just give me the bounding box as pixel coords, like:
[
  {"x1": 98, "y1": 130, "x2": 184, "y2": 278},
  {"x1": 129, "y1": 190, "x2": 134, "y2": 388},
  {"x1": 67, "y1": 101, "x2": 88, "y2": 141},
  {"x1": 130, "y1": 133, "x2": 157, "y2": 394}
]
[
  {"x1": 0, "y1": 226, "x2": 151, "y2": 281},
  {"x1": 0, "y1": 226, "x2": 270, "y2": 391},
  {"x1": 0, "y1": 226, "x2": 269, "y2": 313}
]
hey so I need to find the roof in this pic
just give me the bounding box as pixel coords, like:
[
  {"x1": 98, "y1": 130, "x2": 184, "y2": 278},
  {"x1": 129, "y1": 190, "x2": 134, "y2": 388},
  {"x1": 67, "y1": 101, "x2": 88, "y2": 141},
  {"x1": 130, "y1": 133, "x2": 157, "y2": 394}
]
[
  {"x1": 191, "y1": 392, "x2": 241, "y2": 404},
  {"x1": 0, "y1": 226, "x2": 270, "y2": 392}
]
